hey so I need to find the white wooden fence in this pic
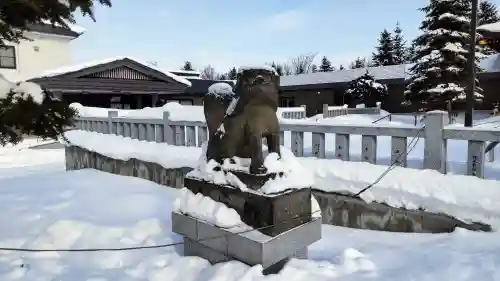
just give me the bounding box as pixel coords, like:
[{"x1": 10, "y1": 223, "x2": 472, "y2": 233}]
[{"x1": 73, "y1": 110, "x2": 500, "y2": 179}]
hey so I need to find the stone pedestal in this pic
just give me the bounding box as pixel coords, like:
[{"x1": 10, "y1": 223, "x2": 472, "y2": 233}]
[
  {"x1": 183, "y1": 176, "x2": 312, "y2": 236},
  {"x1": 172, "y1": 211, "x2": 321, "y2": 273},
  {"x1": 172, "y1": 172, "x2": 320, "y2": 273}
]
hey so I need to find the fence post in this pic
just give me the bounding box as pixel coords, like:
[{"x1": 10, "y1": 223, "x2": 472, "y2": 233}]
[
  {"x1": 301, "y1": 104, "x2": 307, "y2": 118},
  {"x1": 423, "y1": 110, "x2": 448, "y2": 173},
  {"x1": 163, "y1": 111, "x2": 174, "y2": 144},
  {"x1": 488, "y1": 148, "x2": 495, "y2": 162},
  {"x1": 107, "y1": 111, "x2": 118, "y2": 134},
  {"x1": 322, "y1": 104, "x2": 328, "y2": 118}
]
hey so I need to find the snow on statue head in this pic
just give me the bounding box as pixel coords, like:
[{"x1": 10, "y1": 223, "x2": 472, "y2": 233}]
[{"x1": 202, "y1": 66, "x2": 281, "y2": 175}]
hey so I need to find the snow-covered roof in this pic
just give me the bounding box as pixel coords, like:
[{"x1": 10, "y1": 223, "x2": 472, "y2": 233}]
[
  {"x1": 478, "y1": 21, "x2": 500, "y2": 33},
  {"x1": 281, "y1": 54, "x2": 500, "y2": 88},
  {"x1": 40, "y1": 19, "x2": 86, "y2": 35},
  {"x1": 32, "y1": 56, "x2": 192, "y2": 87},
  {"x1": 280, "y1": 64, "x2": 407, "y2": 87},
  {"x1": 169, "y1": 69, "x2": 201, "y2": 75}
]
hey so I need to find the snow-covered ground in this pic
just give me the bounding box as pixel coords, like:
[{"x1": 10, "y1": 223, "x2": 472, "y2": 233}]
[
  {"x1": 2, "y1": 142, "x2": 500, "y2": 281},
  {"x1": 64, "y1": 130, "x2": 500, "y2": 229}
]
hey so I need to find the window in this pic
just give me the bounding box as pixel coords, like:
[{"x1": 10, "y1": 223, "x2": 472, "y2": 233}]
[
  {"x1": 0, "y1": 46, "x2": 16, "y2": 69},
  {"x1": 279, "y1": 96, "x2": 295, "y2": 107}
]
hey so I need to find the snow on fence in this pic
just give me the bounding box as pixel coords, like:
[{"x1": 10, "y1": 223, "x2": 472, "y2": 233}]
[
  {"x1": 277, "y1": 105, "x2": 306, "y2": 119},
  {"x1": 73, "y1": 110, "x2": 500, "y2": 179},
  {"x1": 321, "y1": 104, "x2": 381, "y2": 118}
]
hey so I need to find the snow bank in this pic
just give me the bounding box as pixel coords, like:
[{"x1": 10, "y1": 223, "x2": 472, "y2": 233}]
[
  {"x1": 63, "y1": 130, "x2": 199, "y2": 169},
  {"x1": 173, "y1": 188, "x2": 245, "y2": 228},
  {"x1": 71, "y1": 102, "x2": 205, "y2": 122},
  {"x1": 63, "y1": 130, "x2": 500, "y2": 227},
  {"x1": 1, "y1": 167, "x2": 500, "y2": 280}
]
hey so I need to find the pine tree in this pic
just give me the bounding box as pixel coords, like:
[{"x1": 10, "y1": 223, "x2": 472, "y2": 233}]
[
  {"x1": 269, "y1": 62, "x2": 284, "y2": 76},
  {"x1": 0, "y1": 76, "x2": 76, "y2": 145},
  {"x1": 319, "y1": 56, "x2": 334, "y2": 72},
  {"x1": 479, "y1": 1, "x2": 500, "y2": 26},
  {"x1": 393, "y1": 22, "x2": 407, "y2": 64},
  {"x1": 0, "y1": 0, "x2": 108, "y2": 145},
  {"x1": 405, "y1": 40, "x2": 418, "y2": 63},
  {"x1": 478, "y1": 1, "x2": 500, "y2": 55},
  {"x1": 345, "y1": 71, "x2": 388, "y2": 107},
  {"x1": 404, "y1": 0, "x2": 483, "y2": 112},
  {"x1": 182, "y1": 61, "x2": 194, "y2": 71},
  {"x1": 372, "y1": 29, "x2": 396, "y2": 66},
  {"x1": 349, "y1": 57, "x2": 366, "y2": 69},
  {"x1": 227, "y1": 67, "x2": 237, "y2": 80},
  {"x1": 1, "y1": 0, "x2": 112, "y2": 45},
  {"x1": 311, "y1": 64, "x2": 318, "y2": 73}
]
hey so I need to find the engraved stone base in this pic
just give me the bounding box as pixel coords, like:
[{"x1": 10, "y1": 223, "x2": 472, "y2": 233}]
[
  {"x1": 172, "y1": 211, "x2": 321, "y2": 273},
  {"x1": 184, "y1": 176, "x2": 312, "y2": 236}
]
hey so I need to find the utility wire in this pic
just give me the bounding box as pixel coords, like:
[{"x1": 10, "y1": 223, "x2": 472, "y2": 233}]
[
  {"x1": 0, "y1": 127, "x2": 425, "y2": 253},
  {"x1": 0, "y1": 212, "x2": 322, "y2": 252}
]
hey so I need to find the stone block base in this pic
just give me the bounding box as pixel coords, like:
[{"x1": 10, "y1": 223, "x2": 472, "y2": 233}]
[
  {"x1": 184, "y1": 176, "x2": 312, "y2": 236},
  {"x1": 172, "y1": 211, "x2": 321, "y2": 272}
]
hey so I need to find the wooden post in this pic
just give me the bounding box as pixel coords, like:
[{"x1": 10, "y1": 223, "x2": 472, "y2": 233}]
[
  {"x1": 322, "y1": 104, "x2": 329, "y2": 118},
  {"x1": 107, "y1": 111, "x2": 118, "y2": 135},
  {"x1": 423, "y1": 111, "x2": 448, "y2": 173},
  {"x1": 163, "y1": 111, "x2": 174, "y2": 144}
]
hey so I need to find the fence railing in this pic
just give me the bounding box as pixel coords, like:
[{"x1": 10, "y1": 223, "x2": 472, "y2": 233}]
[
  {"x1": 73, "y1": 110, "x2": 500, "y2": 179},
  {"x1": 278, "y1": 105, "x2": 307, "y2": 119}
]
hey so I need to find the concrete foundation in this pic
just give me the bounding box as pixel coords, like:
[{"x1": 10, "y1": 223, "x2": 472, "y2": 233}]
[{"x1": 172, "y1": 211, "x2": 321, "y2": 273}]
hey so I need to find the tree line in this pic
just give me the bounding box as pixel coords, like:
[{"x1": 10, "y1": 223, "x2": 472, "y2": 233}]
[{"x1": 182, "y1": 0, "x2": 500, "y2": 113}]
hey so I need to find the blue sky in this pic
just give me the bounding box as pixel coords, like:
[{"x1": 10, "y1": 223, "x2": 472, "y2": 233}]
[{"x1": 71, "y1": 0, "x2": 500, "y2": 73}]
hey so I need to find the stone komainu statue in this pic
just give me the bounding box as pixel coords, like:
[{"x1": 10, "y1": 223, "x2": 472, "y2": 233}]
[{"x1": 203, "y1": 67, "x2": 281, "y2": 174}]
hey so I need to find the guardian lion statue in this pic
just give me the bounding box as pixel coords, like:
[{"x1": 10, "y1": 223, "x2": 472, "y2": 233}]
[{"x1": 203, "y1": 67, "x2": 281, "y2": 174}]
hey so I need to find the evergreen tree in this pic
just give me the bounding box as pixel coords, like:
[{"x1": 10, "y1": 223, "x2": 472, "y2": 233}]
[
  {"x1": 182, "y1": 61, "x2": 194, "y2": 71},
  {"x1": 479, "y1": 1, "x2": 500, "y2": 26},
  {"x1": 311, "y1": 64, "x2": 318, "y2": 73},
  {"x1": 319, "y1": 56, "x2": 334, "y2": 72},
  {"x1": 0, "y1": 0, "x2": 108, "y2": 145},
  {"x1": 405, "y1": 40, "x2": 419, "y2": 63},
  {"x1": 393, "y1": 22, "x2": 407, "y2": 64},
  {"x1": 1, "y1": 0, "x2": 112, "y2": 45},
  {"x1": 372, "y1": 29, "x2": 396, "y2": 66},
  {"x1": 478, "y1": 1, "x2": 500, "y2": 55},
  {"x1": 270, "y1": 62, "x2": 284, "y2": 76},
  {"x1": 349, "y1": 57, "x2": 366, "y2": 69},
  {"x1": 227, "y1": 67, "x2": 238, "y2": 80},
  {"x1": 0, "y1": 76, "x2": 76, "y2": 145},
  {"x1": 345, "y1": 71, "x2": 388, "y2": 107},
  {"x1": 404, "y1": 0, "x2": 483, "y2": 112}
]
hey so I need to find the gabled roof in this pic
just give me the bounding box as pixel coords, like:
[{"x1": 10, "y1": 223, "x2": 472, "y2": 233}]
[
  {"x1": 29, "y1": 56, "x2": 192, "y2": 87},
  {"x1": 280, "y1": 54, "x2": 500, "y2": 90},
  {"x1": 24, "y1": 20, "x2": 85, "y2": 38}
]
